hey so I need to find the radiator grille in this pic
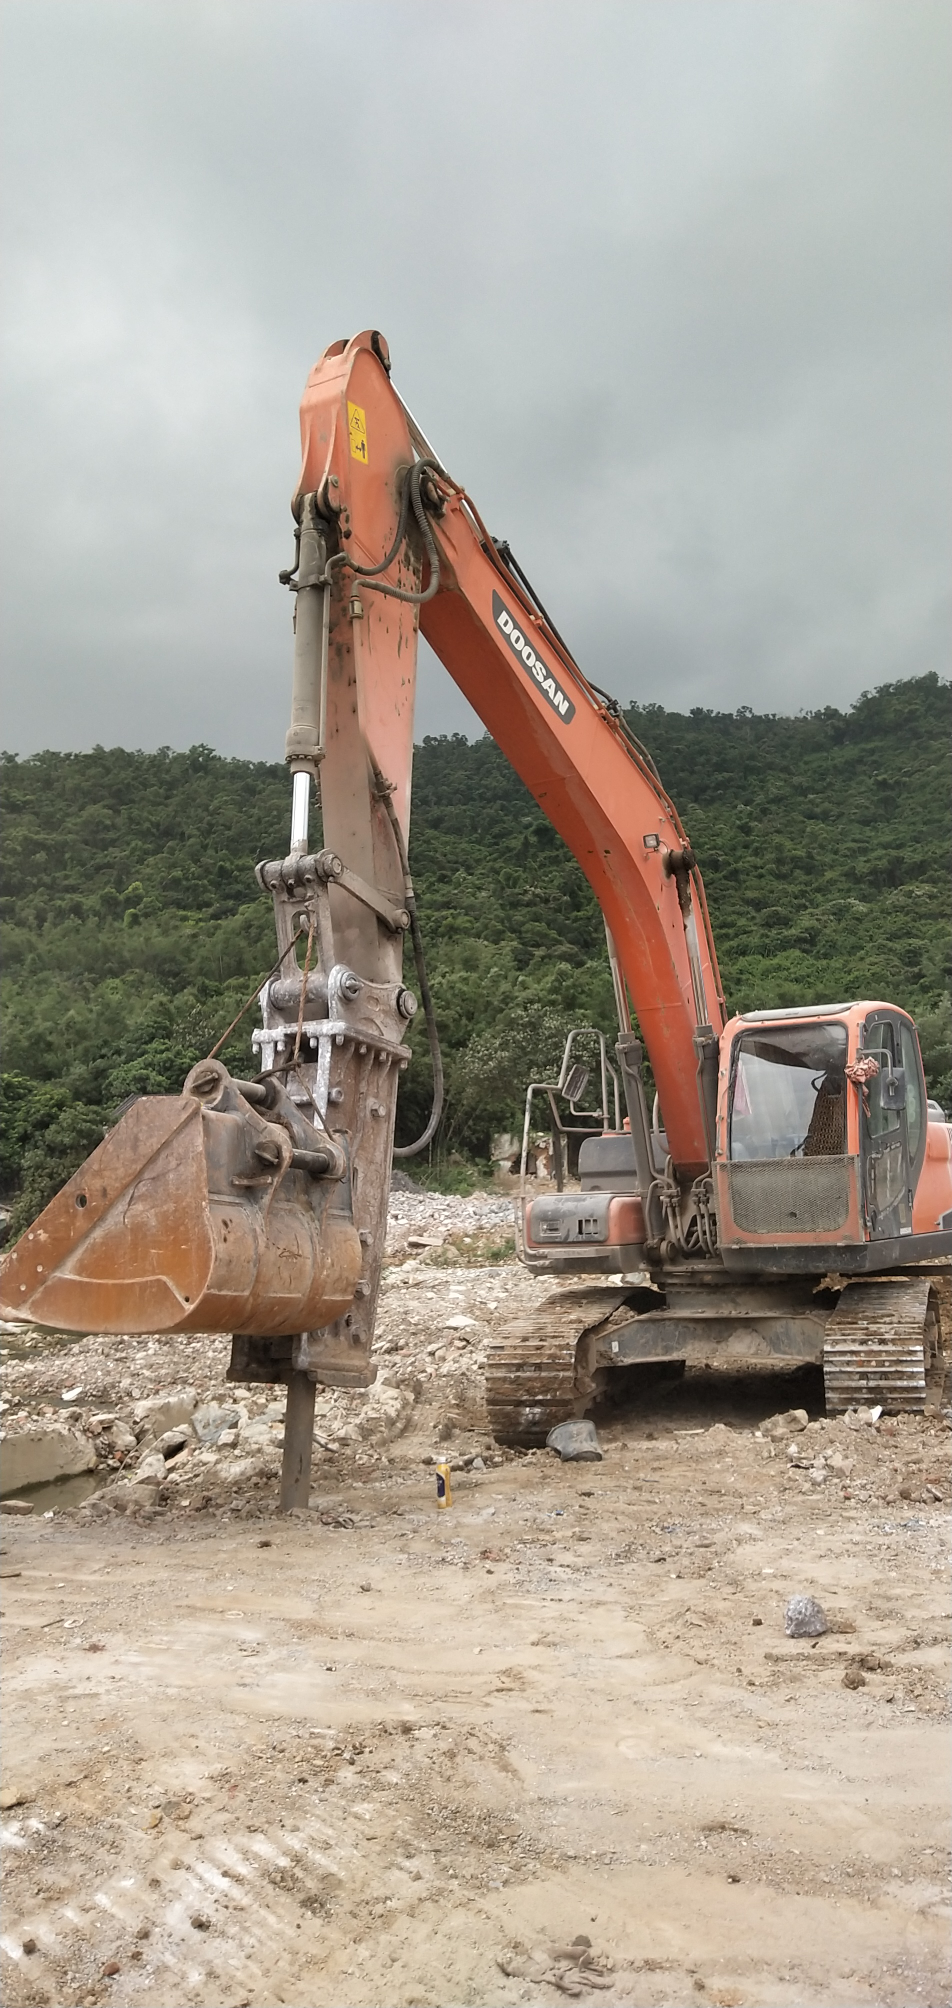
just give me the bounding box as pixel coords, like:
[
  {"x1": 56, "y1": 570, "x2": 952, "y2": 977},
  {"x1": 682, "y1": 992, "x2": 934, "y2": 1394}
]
[{"x1": 727, "y1": 1156, "x2": 853, "y2": 1236}]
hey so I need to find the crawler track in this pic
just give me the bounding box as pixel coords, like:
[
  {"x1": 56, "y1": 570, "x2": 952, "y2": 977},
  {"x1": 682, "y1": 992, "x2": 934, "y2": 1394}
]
[
  {"x1": 485, "y1": 1287, "x2": 624, "y2": 1446},
  {"x1": 823, "y1": 1275, "x2": 942, "y2": 1414},
  {"x1": 487, "y1": 1269, "x2": 948, "y2": 1439}
]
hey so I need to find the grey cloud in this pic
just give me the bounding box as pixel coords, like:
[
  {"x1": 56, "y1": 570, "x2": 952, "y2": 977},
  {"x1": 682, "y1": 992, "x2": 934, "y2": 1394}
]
[{"x1": 1, "y1": 1, "x2": 948, "y2": 758}]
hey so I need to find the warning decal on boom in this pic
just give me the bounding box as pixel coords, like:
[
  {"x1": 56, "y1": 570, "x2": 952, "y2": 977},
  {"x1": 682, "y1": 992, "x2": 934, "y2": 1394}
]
[{"x1": 348, "y1": 402, "x2": 368, "y2": 463}]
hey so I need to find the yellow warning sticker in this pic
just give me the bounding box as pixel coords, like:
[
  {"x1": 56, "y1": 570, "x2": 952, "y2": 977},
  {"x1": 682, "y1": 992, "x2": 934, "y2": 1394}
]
[{"x1": 347, "y1": 401, "x2": 368, "y2": 464}]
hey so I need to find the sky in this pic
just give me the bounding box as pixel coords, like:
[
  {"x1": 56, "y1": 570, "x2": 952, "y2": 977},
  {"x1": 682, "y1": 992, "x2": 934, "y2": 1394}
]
[{"x1": 1, "y1": 0, "x2": 949, "y2": 759}]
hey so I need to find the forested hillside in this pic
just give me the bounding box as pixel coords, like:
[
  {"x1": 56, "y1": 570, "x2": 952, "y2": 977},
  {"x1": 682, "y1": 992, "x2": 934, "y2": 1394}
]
[{"x1": 1, "y1": 672, "x2": 949, "y2": 1233}]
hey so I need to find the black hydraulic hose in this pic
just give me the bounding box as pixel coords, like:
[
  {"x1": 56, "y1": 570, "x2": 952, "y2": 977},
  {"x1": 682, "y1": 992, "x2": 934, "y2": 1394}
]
[
  {"x1": 492, "y1": 538, "x2": 574, "y2": 658},
  {"x1": 369, "y1": 756, "x2": 444, "y2": 1157},
  {"x1": 358, "y1": 460, "x2": 441, "y2": 605},
  {"x1": 342, "y1": 469, "x2": 414, "y2": 580},
  {"x1": 616, "y1": 712, "x2": 664, "y2": 786},
  {"x1": 491, "y1": 538, "x2": 663, "y2": 784}
]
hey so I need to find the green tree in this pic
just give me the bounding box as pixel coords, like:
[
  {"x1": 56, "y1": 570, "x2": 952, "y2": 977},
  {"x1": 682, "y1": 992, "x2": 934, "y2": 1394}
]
[{"x1": 1, "y1": 674, "x2": 949, "y2": 1225}]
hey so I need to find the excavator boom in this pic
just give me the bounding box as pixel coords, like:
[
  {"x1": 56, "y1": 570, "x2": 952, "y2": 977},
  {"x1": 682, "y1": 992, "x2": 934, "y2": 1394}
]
[{"x1": 419, "y1": 502, "x2": 726, "y2": 1173}]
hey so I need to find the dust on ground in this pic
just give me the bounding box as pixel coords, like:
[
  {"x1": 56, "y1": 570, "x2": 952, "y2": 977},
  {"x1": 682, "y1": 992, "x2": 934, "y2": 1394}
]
[{"x1": 1, "y1": 1188, "x2": 950, "y2": 2008}]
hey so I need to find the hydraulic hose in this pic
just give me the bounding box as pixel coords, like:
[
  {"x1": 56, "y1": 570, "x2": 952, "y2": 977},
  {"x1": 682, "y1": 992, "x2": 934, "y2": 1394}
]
[
  {"x1": 349, "y1": 460, "x2": 442, "y2": 606},
  {"x1": 339, "y1": 470, "x2": 414, "y2": 580},
  {"x1": 484, "y1": 521, "x2": 665, "y2": 788},
  {"x1": 369, "y1": 756, "x2": 444, "y2": 1157}
]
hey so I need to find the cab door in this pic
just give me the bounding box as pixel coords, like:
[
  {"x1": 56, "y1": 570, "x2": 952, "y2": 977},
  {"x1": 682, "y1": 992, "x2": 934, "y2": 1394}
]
[{"x1": 861, "y1": 1012, "x2": 912, "y2": 1239}]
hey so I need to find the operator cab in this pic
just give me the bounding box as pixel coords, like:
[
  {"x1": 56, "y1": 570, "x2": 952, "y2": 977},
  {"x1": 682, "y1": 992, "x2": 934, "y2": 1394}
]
[{"x1": 717, "y1": 1001, "x2": 945, "y2": 1263}]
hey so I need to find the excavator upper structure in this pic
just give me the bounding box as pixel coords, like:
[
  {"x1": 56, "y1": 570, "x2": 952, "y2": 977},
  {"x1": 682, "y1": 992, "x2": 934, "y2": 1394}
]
[{"x1": 3, "y1": 330, "x2": 950, "y2": 1497}]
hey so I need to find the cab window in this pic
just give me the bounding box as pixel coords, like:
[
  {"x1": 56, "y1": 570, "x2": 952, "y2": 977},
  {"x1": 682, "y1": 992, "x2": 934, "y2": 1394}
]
[
  {"x1": 729, "y1": 1023, "x2": 849, "y2": 1162},
  {"x1": 899, "y1": 1020, "x2": 923, "y2": 1159},
  {"x1": 864, "y1": 1024, "x2": 902, "y2": 1139}
]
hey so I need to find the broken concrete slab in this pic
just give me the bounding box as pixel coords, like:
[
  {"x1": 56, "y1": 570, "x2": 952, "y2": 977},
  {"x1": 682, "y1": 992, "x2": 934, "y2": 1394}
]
[
  {"x1": 0, "y1": 1425, "x2": 97, "y2": 1496},
  {"x1": 101, "y1": 1480, "x2": 162, "y2": 1514},
  {"x1": 190, "y1": 1403, "x2": 241, "y2": 1446},
  {"x1": 133, "y1": 1390, "x2": 197, "y2": 1439}
]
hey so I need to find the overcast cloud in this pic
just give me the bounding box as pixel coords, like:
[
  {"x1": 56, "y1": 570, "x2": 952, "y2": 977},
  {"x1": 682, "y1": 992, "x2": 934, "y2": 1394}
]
[{"x1": 1, "y1": 0, "x2": 949, "y2": 758}]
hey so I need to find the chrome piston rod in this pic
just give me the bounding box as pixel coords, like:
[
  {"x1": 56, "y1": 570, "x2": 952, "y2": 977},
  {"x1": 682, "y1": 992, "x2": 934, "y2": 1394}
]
[{"x1": 286, "y1": 495, "x2": 331, "y2": 854}]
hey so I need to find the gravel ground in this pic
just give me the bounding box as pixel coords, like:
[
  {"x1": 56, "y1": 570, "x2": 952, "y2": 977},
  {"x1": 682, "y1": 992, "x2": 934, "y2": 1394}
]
[{"x1": 1, "y1": 1190, "x2": 950, "y2": 2007}]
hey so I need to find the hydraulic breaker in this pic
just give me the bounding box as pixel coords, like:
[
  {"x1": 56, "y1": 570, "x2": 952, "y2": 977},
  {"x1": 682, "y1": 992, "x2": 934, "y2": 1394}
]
[{"x1": 0, "y1": 333, "x2": 426, "y2": 1508}]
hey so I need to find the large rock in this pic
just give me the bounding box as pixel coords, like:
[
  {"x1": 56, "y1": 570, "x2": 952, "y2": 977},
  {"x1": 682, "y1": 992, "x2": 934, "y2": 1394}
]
[
  {"x1": 108, "y1": 1420, "x2": 138, "y2": 1457},
  {"x1": 133, "y1": 1390, "x2": 197, "y2": 1439},
  {"x1": 0, "y1": 1425, "x2": 97, "y2": 1496},
  {"x1": 190, "y1": 1404, "x2": 240, "y2": 1446},
  {"x1": 351, "y1": 1380, "x2": 414, "y2": 1443},
  {"x1": 135, "y1": 1452, "x2": 168, "y2": 1483},
  {"x1": 89, "y1": 1416, "x2": 137, "y2": 1457},
  {"x1": 104, "y1": 1479, "x2": 161, "y2": 1514}
]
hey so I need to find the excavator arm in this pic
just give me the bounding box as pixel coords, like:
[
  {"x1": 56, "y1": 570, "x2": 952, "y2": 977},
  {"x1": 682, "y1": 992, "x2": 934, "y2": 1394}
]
[
  {"x1": 1, "y1": 330, "x2": 723, "y2": 1358},
  {"x1": 291, "y1": 331, "x2": 726, "y2": 1164}
]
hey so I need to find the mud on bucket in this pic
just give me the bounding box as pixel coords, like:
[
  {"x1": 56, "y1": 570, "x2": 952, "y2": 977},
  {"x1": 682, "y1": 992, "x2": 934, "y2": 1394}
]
[{"x1": 546, "y1": 1419, "x2": 602, "y2": 1462}]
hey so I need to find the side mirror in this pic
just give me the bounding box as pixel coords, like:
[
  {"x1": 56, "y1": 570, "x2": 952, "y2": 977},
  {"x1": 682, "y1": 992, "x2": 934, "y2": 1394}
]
[
  {"x1": 562, "y1": 1062, "x2": 590, "y2": 1105},
  {"x1": 882, "y1": 1066, "x2": 906, "y2": 1111}
]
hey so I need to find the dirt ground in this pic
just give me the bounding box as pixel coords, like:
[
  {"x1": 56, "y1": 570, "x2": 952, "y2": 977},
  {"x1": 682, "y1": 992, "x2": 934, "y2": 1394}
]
[{"x1": 1, "y1": 1193, "x2": 950, "y2": 2008}]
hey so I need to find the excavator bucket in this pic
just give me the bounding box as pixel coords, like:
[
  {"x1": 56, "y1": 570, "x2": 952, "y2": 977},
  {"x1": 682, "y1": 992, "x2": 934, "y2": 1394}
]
[{"x1": 0, "y1": 1062, "x2": 362, "y2": 1338}]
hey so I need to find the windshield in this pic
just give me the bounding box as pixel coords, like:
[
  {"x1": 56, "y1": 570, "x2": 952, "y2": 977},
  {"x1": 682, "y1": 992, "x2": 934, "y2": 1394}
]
[{"x1": 729, "y1": 1023, "x2": 849, "y2": 1162}]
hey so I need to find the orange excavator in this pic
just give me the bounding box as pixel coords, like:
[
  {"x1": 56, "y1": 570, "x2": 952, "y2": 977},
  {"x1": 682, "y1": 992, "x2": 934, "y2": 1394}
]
[{"x1": 3, "y1": 330, "x2": 950, "y2": 1499}]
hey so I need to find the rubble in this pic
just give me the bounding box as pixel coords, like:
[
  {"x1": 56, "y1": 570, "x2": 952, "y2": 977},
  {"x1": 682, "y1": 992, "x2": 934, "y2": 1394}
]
[
  {"x1": 0, "y1": 1188, "x2": 948, "y2": 1527},
  {"x1": 133, "y1": 1390, "x2": 198, "y2": 1437},
  {"x1": 0, "y1": 1422, "x2": 97, "y2": 1495},
  {"x1": 100, "y1": 1479, "x2": 162, "y2": 1515},
  {"x1": 384, "y1": 1182, "x2": 515, "y2": 1265}
]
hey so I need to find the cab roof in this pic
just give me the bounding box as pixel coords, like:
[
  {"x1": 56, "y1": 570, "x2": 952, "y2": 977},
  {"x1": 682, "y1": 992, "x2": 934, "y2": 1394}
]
[{"x1": 735, "y1": 1001, "x2": 903, "y2": 1025}]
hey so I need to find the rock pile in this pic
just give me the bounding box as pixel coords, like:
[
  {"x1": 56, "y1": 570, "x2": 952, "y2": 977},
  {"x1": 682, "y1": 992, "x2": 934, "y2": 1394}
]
[
  {"x1": 759, "y1": 1405, "x2": 948, "y2": 1504},
  {"x1": 2, "y1": 1183, "x2": 948, "y2": 1520},
  {"x1": 0, "y1": 1186, "x2": 533, "y2": 1517}
]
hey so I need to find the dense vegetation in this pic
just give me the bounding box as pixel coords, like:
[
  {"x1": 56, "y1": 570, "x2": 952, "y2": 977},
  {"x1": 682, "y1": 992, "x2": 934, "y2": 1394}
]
[{"x1": 1, "y1": 672, "x2": 949, "y2": 1233}]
